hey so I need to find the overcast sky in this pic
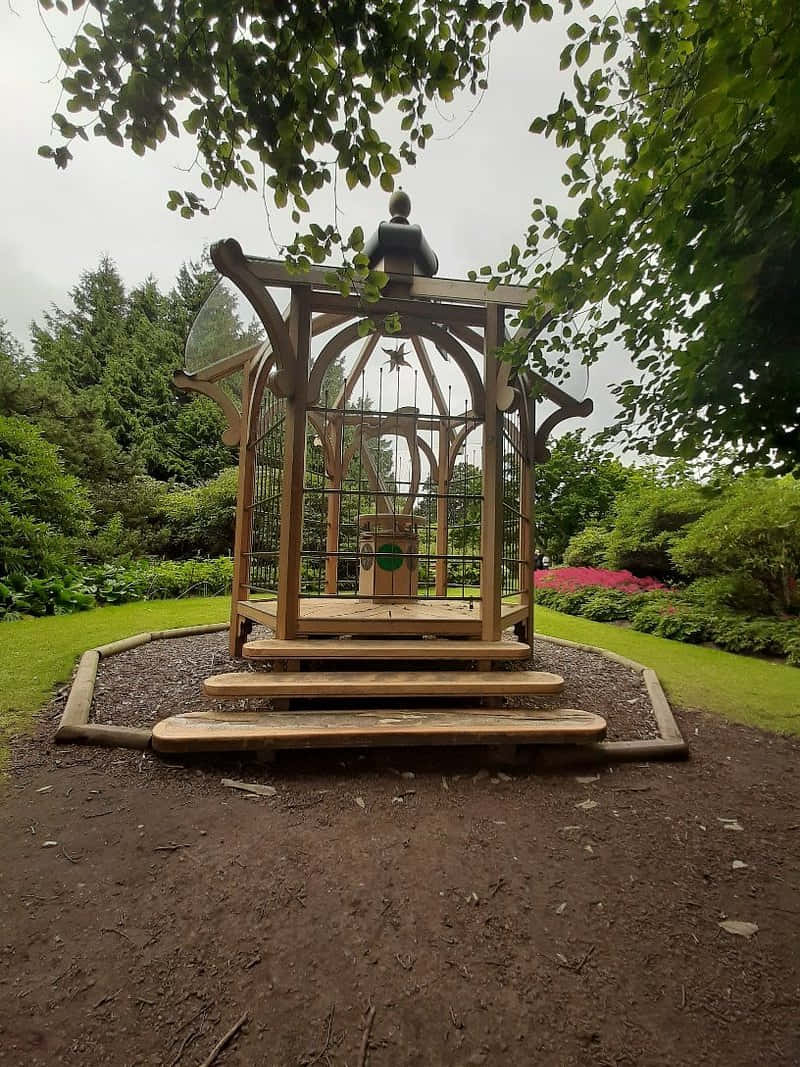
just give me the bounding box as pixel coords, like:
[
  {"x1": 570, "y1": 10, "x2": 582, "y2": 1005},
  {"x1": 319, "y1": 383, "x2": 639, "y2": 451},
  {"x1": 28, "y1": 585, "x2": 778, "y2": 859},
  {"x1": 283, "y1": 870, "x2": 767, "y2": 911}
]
[{"x1": 0, "y1": 4, "x2": 633, "y2": 437}]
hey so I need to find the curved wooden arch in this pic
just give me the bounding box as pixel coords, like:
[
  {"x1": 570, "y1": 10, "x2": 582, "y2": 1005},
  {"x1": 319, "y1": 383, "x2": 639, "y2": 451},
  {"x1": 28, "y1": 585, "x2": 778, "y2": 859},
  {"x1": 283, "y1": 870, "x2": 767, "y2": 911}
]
[
  {"x1": 308, "y1": 317, "x2": 486, "y2": 418},
  {"x1": 307, "y1": 412, "x2": 341, "y2": 481},
  {"x1": 448, "y1": 421, "x2": 481, "y2": 477},
  {"x1": 339, "y1": 423, "x2": 426, "y2": 515},
  {"x1": 211, "y1": 239, "x2": 296, "y2": 405},
  {"x1": 416, "y1": 435, "x2": 438, "y2": 482},
  {"x1": 308, "y1": 321, "x2": 372, "y2": 407}
]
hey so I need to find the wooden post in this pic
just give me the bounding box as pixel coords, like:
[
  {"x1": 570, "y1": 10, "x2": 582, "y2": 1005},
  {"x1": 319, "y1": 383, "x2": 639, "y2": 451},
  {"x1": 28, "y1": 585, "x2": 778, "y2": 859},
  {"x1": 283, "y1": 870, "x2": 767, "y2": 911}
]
[
  {"x1": 481, "y1": 305, "x2": 504, "y2": 643},
  {"x1": 519, "y1": 458, "x2": 535, "y2": 645},
  {"x1": 325, "y1": 424, "x2": 342, "y2": 595},
  {"x1": 435, "y1": 425, "x2": 449, "y2": 597},
  {"x1": 275, "y1": 288, "x2": 310, "y2": 641},
  {"x1": 229, "y1": 361, "x2": 255, "y2": 657}
]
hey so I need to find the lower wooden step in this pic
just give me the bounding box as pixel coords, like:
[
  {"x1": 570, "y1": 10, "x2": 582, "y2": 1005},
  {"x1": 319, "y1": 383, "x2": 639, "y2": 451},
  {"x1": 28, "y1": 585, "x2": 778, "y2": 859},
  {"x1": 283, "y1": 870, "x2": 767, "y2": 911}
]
[
  {"x1": 152, "y1": 708, "x2": 606, "y2": 753},
  {"x1": 203, "y1": 669, "x2": 564, "y2": 700},
  {"x1": 243, "y1": 638, "x2": 530, "y2": 662}
]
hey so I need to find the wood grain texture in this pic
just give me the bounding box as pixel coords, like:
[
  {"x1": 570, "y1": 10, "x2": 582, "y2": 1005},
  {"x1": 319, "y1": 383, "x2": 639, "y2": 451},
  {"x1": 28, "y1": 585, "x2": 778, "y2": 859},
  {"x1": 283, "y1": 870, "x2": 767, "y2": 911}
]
[
  {"x1": 203, "y1": 669, "x2": 564, "y2": 699},
  {"x1": 275, "y1": 287, "x2": 310, "y2": 640},
  {"x1": 152, "y1": 707, "x2": 605, "y2": 753},
  {"x1": 481, "y1": 304, "x2": 504, "y2": 642},
  {"x1": 55, "y1": 650, "x2": 99, "y2": 735},
  {"x1": 242, "y1": 638, "x2": 531, "y2": 661},
  {"x1": 238, "y1": 598, "x2": 526, "y2": 637}
]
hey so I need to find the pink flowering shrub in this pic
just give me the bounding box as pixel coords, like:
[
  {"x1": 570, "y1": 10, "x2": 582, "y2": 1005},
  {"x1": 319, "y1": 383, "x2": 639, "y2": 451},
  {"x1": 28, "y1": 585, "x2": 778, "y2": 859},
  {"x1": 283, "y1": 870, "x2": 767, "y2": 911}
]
[{"x1": 534, "y1": 566, "x2": 666, "y2": 594}]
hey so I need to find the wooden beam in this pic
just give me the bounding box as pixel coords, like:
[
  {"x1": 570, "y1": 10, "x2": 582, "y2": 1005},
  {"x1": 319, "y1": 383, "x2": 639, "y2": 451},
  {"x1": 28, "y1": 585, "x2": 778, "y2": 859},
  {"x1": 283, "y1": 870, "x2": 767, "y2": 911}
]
[
  {"x1": 211, "y1": 240, "x2": 296, "y2": 384},
  {"x1": 274, "y1": 288, "x2": 310, "y2": 641},
  {"x1": 481, "y1": 304, "x2": 505, "y2": 642},
  {"x1": 230, "y1": 361, "x2": 255, "y2": 657},
  {"x1": 243, "y1": 255, "x2": 535, "y2": 307},
  {"x1": 324, "y1": 421, "x2": 342, "y2": 595},
  {"x1": 182, "y1": 341, "x2": 263, "y2": 384},
  {"x1": 312, "y1": 312, "x2": 352, "y2": 337},
  {"x1": 309, "y1": 289, "x2": 485, "y2": 327},
  {"x1": 332, "y1": 331, "x2": 380, "y2": 409},
  {"x1": 448, "y1": 322, "x2": 485, "y2": 354},
  {"x1": 436, "y1": 426, "x2": 449, "y2": 598},
  {"x1": 520, "y1": 457, "x2": 534, "y2": 645},
  {"x1": 410, "y1": 336, "x2": 449, "y2": 417}
]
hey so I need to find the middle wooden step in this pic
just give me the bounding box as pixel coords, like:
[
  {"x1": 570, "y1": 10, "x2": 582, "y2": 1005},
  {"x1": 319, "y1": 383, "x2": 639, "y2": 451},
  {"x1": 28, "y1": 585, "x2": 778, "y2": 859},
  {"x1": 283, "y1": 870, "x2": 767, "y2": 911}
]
[{"x1": 203, "y1": 670, "x2": 564, "y2": 700}]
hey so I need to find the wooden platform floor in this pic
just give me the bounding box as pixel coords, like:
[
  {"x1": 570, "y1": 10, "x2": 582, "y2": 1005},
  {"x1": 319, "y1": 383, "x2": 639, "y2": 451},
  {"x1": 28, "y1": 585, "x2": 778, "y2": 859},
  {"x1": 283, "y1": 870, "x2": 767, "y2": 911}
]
[
  {"x1": 238, "y1": 597, "x2": 528, "y2": 636},
  {"x1": 242, "y1": 638, "x2": 531, "y2": 661},
  {"x1": 152, "y1": 708, "x2": 607, "y2": 753},
  {"x1": 204, "y1": 669, "x2": 564, "y2": 700}
]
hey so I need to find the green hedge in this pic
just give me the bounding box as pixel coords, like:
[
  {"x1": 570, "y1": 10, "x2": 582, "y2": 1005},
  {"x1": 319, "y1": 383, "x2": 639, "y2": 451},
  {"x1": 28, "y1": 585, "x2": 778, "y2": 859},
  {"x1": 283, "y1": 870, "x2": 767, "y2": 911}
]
[
  {"x1": 0, "y1": 557, "x2": 233, "y2": 621},
  {"x1": 535, "y1": 585, "x2": 800, "y2": 666}
]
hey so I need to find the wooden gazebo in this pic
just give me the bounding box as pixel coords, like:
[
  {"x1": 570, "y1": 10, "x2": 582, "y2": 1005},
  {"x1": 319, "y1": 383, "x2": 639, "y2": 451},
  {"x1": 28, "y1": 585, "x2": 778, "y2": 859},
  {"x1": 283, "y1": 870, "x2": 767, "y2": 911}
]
[{"x1": 153, "y1": 193, "x2": 605, "y2": 755}]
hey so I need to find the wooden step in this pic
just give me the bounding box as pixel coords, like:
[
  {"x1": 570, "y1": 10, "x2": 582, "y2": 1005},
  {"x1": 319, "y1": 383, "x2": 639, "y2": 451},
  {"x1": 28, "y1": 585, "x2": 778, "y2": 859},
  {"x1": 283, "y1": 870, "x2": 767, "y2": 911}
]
[
  {"x1": 203, "y1": 670, "x2": 563, "y2": 700},
  {"x1": 242, "y1": 638, "x2": 530, "y2": 662},
  {"x1": 152, "y1": 708, "x2": 606, "y2": 754}
]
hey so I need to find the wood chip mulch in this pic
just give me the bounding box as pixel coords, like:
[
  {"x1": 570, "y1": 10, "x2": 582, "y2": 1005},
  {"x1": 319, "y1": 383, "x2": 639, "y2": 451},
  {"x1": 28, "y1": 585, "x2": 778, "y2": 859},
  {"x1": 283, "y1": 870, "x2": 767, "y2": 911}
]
[{"x1": 89, "y1": 629, "x2": 660, "y2": 741}]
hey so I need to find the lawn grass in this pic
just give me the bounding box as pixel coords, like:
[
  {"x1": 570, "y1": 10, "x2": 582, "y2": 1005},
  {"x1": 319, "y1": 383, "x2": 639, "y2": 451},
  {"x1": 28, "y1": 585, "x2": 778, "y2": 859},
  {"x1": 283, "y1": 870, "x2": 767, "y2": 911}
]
[
  {"x1": 534, "y1": 605, "x2": 800, "y2": 736},
  {"x1": 1, "y1": 596, "x2": 797, "y2": 770},
  {"x1": 0, "y1": 597, "x2": 230, "y2": 764}
]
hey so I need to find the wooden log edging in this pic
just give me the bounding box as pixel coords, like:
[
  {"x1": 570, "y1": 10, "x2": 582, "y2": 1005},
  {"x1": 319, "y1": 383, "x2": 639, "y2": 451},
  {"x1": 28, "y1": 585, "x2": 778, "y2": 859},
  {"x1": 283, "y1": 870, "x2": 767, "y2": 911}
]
[
  {"x1": 54, "y1": 622, "x2": 685, "y2": 763},
  {"x1": 534, "y1": 633, "x2": 689, "y2": 762},
  {"x1": 55, "y1": 622, "x2": 229, "y2": 749}
]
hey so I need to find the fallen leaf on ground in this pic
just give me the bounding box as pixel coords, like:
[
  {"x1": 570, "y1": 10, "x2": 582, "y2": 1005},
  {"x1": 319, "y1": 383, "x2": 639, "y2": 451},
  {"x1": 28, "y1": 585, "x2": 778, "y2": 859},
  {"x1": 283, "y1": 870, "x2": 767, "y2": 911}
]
[
  {"x1": 576, "y1": 799, "x2": 598, "y2": 811},
  {"x1": 732, "y1": 860, "x2": 748, "y2": 870},
  {"x1": 719, "y1": 920, "x2": 759, "y2": 938},
  {"x1": 556, "y1": 902, "x2": 567, "y2": 915},
  {"x1": 221, "y1": 779, "x2": 277, "y2": 797},
  {"x1": 355, "y1": 796, "x2": 366, "y2": 809},
  {"x1": 718, "y1": 818, "x2": 744, "y2": 831}
]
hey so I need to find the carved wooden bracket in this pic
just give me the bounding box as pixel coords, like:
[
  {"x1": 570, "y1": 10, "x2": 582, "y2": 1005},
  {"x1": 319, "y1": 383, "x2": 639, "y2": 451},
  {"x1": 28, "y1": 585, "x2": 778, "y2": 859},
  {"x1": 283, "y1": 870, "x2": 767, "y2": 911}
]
[{"x1": 173, "y1": 370, "x2": 242, "y2": 447}]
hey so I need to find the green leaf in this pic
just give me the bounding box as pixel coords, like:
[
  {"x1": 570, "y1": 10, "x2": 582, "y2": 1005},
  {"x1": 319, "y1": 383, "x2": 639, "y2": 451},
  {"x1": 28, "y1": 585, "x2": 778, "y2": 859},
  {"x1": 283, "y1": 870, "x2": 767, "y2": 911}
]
[
  {"x1": 567, "y1": 23, "x2": 585, "y2": 40},
  {"x1": 575, "y1": 40, "x2": 591, "y2": 66}
]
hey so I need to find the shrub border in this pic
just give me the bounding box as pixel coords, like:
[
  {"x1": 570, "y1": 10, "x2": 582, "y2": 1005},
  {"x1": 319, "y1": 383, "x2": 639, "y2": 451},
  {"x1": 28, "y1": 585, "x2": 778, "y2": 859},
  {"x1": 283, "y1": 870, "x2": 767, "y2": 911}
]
[{"x1": 55, "y1": 625, "x2": 688, "y2": 764}]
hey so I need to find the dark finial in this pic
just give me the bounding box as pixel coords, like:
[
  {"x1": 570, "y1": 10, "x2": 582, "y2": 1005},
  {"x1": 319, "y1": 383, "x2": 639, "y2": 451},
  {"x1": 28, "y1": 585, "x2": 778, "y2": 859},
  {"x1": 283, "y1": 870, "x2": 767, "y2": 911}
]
[{"x1": 389, "y1": 188, "x2": 411, "y2": 224}]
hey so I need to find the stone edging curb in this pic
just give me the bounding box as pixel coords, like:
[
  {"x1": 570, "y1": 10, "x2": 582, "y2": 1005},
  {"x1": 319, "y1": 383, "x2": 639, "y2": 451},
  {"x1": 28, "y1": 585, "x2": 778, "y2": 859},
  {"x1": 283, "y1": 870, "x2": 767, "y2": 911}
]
[
  {"x1": 54, "y1": 624, "x2": 229, "y2": 749},
  {"x1": 55, "y1": 625, "x2": 688, "y2": 764}
]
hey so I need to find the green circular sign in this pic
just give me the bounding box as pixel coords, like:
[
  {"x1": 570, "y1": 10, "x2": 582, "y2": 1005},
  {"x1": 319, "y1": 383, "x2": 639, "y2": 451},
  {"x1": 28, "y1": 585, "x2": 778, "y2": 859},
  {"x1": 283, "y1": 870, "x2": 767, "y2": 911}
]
[{"x1": 376, "y1": 543, "x2": 404, "y2": 572}]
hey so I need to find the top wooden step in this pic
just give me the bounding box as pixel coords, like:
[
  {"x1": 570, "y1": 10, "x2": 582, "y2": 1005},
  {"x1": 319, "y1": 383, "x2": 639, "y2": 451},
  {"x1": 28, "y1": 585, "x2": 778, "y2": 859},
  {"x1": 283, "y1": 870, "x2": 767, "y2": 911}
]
[{"x1": 242, "y1": 638, "x2": 531, "y2": 662}]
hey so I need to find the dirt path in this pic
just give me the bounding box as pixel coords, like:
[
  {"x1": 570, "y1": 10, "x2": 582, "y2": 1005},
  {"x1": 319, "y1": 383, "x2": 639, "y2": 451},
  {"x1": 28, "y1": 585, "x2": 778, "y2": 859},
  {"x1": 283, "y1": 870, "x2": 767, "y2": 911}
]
[{"x1": 1, "y1": 700, "x2": 799, "y2": 1066}]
